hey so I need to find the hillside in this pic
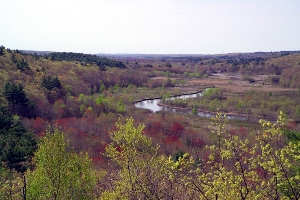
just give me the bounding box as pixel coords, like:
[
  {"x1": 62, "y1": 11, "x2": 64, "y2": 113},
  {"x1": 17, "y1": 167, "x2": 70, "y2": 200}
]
[
  {"x1": 1, "y1": 46, "x2": 300, "y2": 151},
  {"x1": 1, "y1": 46, "x2": 300, "y2": 199}
]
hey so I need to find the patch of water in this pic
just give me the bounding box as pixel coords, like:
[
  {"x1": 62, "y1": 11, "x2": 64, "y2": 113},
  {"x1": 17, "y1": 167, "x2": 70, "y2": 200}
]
[{"x1": 135, "y1": 91, "x2": 248, "y2": 121}]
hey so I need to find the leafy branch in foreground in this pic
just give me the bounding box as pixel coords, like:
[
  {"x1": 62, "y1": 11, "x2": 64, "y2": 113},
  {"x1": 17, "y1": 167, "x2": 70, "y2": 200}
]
[
  {"x1": 26, "y1": 128, "x2": 100, "y2": 200},
  {"x1": 102, "y1": 117, "x2": 193, "y2": 199},
  {"x1": 101, "y1": 113, "x2": 300, "y2": 199},
  {"x1": 181, "y1": 111, "x2": 300, "y2": 199},
  {"x1": 5, "y1": 112, "x2": 298, "y2": 199}
]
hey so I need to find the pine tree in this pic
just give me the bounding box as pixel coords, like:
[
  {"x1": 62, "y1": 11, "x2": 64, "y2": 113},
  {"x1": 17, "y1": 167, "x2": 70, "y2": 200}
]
[
  {"x1": 3, "y1": 82, "x2": 36, "y2": 118},
  {"x1": 0, "y1": 45, "x2": 5, "y2": 55},
  {"x1": 41, "y1": 75, "x2": 62, "y2": 90},
  {"x1": 0, "y1": 107, "x2": 37, "y2": 173}
]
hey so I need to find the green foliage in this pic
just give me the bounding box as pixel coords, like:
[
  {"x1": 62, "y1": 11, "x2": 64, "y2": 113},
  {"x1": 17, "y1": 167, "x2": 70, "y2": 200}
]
[
  {"x1": 16, "y1": 58, "x2": 30, "y2": 71},
  {"x1": 280, "y1": 67, "x2": 300, "y2": 88},
  {"x1": 165, "y1": 70, "x2": 170, "y2": 77},
  {"x1": 26, "y1": 128, "x2": 99, "y2": 200},
  {"x1": 0, "y1": 166, "x2": 9, "y2": 197},
  {"x1": 113, "y1": 84, "x2": 120, "y2": 93},
  {"x1": 284, "y1": 128, "x2": 300, "y2": 143},
  {"x1": 41, "y1": 75, "x2": 62, "y2": 90},
  {"x1": 116, "y1": 100, "x2": 126, "y2": 113},
  {"x1": 99, "y1": 82, "x2": 106, "y2": 93},
  {"x1": 173, "y1": 89, "x2": 300, "y2": 120},
  {"x1": 103, "y1": 117, "x2": 178, "y2": 199},
  {"x1": 256, "y1": 113, "x2": 300, "y2": 199},
  {"x1": 294, "y1": 106, "x2": 300, "y2": 121},
  {"x1": 95, "y1": 95, "x2": 105, "y2": 105},
  {"x1": 46, "y1": 52, "x2": 126, "y2": 70},
  {"x1": 191, "y1": 107, "x2": 197, "y2": 115},
  {"x1": 166, "y1": 98, "x2": 188, "y2": 108},
  {"x1": 0, "y1": 107, "x2": 37, "y2": 172},
  {"x1": 203, "y1": 88, "x2": 223, "y2": 100},
  {"x1": 0, "y1": 168, "x2": 24, "y2": 200},
  {"x1": 188, "y1": 72, "x2": 202, "y2": 78},
  {"x1": 94, "y1": 94, "x2": 127, "y2": 114},
  {"x1": 3, "y1": 82, "x2": 36, "y2": 118},
  {"x1": 209, "y1": 98, "x2": 218, "y2": 110},
  {"x1": 181, "y1": 111, "x2": 300, "y2": 199}
]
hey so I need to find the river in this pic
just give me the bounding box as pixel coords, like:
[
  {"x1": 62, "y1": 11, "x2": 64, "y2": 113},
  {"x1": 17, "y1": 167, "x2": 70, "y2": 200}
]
[{"x1": 134, "y1": 90, "x2": 249, "y2": 120}]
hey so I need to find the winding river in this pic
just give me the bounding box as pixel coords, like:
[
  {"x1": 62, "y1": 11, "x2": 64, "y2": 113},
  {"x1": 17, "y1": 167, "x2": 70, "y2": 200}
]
[{"x1": 134, "y1": 90, "x2": 249, "y2": 121}]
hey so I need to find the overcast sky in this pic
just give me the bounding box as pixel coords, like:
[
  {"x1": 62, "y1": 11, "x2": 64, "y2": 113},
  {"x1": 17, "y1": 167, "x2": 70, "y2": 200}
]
[{"x1": 1, "y1": 0, "x2": 299, "y2": 54}]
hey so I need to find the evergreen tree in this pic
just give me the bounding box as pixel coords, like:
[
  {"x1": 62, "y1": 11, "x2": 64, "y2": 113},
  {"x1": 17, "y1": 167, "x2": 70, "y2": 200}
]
[
  {"x1": 41, "y1": 75, "x2": 62, "y2": 90},
  {"x1": 47, "y1": 52, "x2": 126, "y2": 70},
  {"x1": 52, "y1": 76, "x2": 62, "y2": 89},
  {"x1": 3, "y1": 82, "x2": 36, "y2": 118},
  {"x1": 0, "y1": 45, "x2": 5, "y2": 55},
  {"x1": 16, "y1": 58, "x2": 30, "y2": 71},
  {"x1": 0, "y1": 107, "x2": 37, "y2": 173}
]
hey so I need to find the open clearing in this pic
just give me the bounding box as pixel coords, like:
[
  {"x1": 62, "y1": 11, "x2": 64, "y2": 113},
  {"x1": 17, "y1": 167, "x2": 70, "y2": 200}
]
[{"x1": 151, "y1": 75, "x2": 296, "y2": 97}]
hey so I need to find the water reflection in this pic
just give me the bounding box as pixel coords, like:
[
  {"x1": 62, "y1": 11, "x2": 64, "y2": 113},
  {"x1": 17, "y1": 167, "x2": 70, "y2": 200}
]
[
  {"x1": 135, "y1": 99, "x2": 162, "y2": 113},
  {"x1": 134, "y1": 92, "x2": 248, "y2": 121}
]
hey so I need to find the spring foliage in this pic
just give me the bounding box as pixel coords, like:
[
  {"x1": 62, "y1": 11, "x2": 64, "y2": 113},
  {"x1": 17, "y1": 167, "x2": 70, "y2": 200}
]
[
  {"x1": 26, "y1": 128, "x2": 99, "y2": 200},
  {"x1": 176, "y1": 111, "x2": 300, "y2": 199},
  {"x1": 1, "y1": 113, "x2": 299, "y2": 199},
  {"x1": 102, "y1": 114, "x2": 300, "y2": 199},
  {"x1": 102, "y1": 117, "x2": 173, "y2": 199}
]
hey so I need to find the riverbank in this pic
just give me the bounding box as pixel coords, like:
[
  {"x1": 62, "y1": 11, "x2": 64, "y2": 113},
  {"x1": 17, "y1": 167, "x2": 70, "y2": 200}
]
[
  {"x1": 134, "y1": 90, "x2": 262, "y2": 122},
  {"x1": 157, "y1": 102, "x2": 260, "y2": 122},
  {"x1": 134, "y1": 90, "x2": 204, "y2": 104}
]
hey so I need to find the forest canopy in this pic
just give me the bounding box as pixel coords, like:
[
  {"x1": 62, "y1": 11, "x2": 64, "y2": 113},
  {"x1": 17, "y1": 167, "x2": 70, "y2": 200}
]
[
  {"x1": 45, "y1": 52, "x2": 126, "y2": 70},
  {"x1": 1, "y1": 45, "x2": 300, "y2": 199}
]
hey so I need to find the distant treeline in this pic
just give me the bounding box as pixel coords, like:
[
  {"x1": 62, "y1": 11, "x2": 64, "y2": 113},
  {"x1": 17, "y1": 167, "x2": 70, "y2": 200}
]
[{"x1": 45, "y1": 52, "x2": 126, "y2": 70}]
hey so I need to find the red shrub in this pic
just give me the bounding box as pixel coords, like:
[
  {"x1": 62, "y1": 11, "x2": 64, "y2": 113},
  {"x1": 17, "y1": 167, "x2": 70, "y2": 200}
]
[
  {"x1": 191, "y1": 138, "x2": 206, "y2": 148},
  {"x1": 170, "y1": 121, "x2": 185, "y2": 138},
  {"x1": 32, "y1": 117, "x2": 47, "y2": 136}
]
